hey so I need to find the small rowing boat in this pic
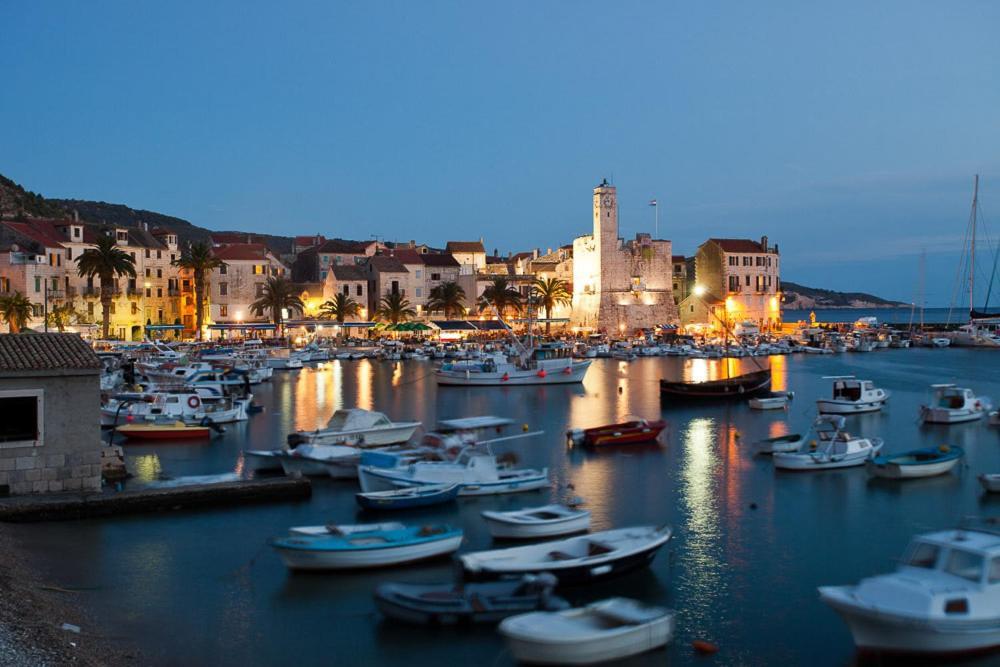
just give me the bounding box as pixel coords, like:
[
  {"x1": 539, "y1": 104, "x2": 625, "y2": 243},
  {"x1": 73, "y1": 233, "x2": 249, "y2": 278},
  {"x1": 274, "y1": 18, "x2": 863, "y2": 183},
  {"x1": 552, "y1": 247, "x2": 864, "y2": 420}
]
[
  {"x1": 866, "y1": 445, "x2": 964, "y2": 479},
  {"x1": 481, "y1": 504, "x2": 591, "y2": 540},
  {"x1": 566, "y1": 419, "x2": 666, "y2": 447},
  {"x1": 355, "y1": 483, "x2": 460, "y2": 511},
  {"x1": 753, "y1": 433, "x2": 804, "y2": 454},
  {"x1": 116, "y1": 421, "x2": 213, "y2": 441},
  {"x1": 271, "y1": 523, "x2": 462, "y2": 570}
]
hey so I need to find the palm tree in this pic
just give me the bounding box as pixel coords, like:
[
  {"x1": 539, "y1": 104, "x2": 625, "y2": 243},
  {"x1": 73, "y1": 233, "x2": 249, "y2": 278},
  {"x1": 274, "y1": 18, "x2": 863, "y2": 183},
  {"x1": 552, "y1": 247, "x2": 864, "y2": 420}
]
[
  {"x1": 426, "y1": 281, "x2": 466, "y2": 319},
  {"x1": 47, "y1": 302, "x2": 78, "y2": 332},
  {"x1": 249, "y1": 277, "x2": 304, "y2": 336},
  {"x1": 172, "y1": 241, "x2": 225, "y2": 340},
  {"x1": 76, "y1": 234, "x2": 136, "y2": 339},
  {"x1": 376, "y1": 292, "x2": 416, "y2": 325},
  {"x1": 0, "y1": 292, "x2": 34, "y2": 333},
  {"x1": 478, "y1": 276, "x2": 522, "y2": 319},
  {"x1": 532, "y1": 277, "x2": 572, "y2": 334},
  {"x1": 320, "y1": 293, "x2": 362, "y2": 323}
]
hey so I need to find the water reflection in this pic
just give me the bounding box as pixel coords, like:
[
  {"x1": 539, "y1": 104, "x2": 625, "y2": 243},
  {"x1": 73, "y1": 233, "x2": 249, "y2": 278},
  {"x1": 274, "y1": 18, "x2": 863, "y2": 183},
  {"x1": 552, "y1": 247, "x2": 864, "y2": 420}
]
[
  {"x1": 130, "y1": 453, "x2": 163, "y2": 482},
  {"x1": 356, "y1": 360, "x2": 374, "y2": 410}
]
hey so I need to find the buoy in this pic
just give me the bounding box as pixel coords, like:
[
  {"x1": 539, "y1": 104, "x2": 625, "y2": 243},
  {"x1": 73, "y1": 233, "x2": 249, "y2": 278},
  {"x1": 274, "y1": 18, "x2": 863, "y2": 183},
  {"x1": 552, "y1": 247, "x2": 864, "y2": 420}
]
[
  {"x1": 939, "y1": 444, "x2": 950, "y2": 453},
  {"x1": 501, "y1": 373, "x2": 509, "y2": 382},
  {"x1": 692, "y1": 640, "x2": 719, "y2": 655},
  {"x1": 537, "y1": 369, "x2": 547, "y2": 378},
  {"x1": 522, "y1": 423, "x2": 529, "y2": 432},
  {"x1": 749, "y1": 502, "x2": 758, "y2": 510}
]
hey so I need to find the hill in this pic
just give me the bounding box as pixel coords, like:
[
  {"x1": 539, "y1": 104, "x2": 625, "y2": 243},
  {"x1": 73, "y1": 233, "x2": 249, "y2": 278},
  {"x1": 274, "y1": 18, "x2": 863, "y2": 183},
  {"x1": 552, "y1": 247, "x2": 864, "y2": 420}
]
[
  {"x1": 0, "y1": 173, "x2": 293, "y2": 254},
  {"x1": 782, "y1": 281, "x2": 908, "y2": 309}
]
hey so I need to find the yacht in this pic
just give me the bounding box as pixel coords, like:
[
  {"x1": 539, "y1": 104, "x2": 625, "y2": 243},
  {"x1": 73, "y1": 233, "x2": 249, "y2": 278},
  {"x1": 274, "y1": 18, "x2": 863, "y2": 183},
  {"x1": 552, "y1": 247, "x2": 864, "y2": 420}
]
[
  {"x1": 820, "y1": 523, "x2": 1000, "y2": 655},
  {"x1": 816, "y1": 377, "x2": 890, "y2": 414},
  {"x1": 920, "y1": 384, "x2": 993, "y2": 424}
]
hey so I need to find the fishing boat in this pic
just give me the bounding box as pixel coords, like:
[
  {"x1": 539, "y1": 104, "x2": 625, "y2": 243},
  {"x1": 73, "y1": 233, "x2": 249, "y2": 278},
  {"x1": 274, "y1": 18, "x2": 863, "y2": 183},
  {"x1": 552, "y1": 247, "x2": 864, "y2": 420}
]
[
  {"x1": 459, "y1": 525, "x2": 672, "y2": 584},
  {"x1": 819, "y1": 522, "x2": 1000, "y2": 655},
  {"x1": 866, "y1": 445, "x2": 964, "y2": 479},
  {"x1": 660, "y1": 367, "x2": 771, "y2": 400},
  {"x1": 816, "y1": 377, "x2": 890, "y2": 414},
  {"x1": 979, "y1": 475, "x2": 1000, "y2": 492},
  {"x1": 286, "y1": 408, "x2": 421, "y2": 448},
  {"x1": 565, "y1": 418, "x2": 666, "y2": 447},
  {"x1": 270, "y1": 523, "x2": 462, "y2": 570},
  {"x1": 920, "y1": 384, "x2": 993, "y2": 424},
  {"x1": 375, "y1": 574, "x2": 567, "y2": 626},
  {"x1": 115, "y1": 420, "x2": 215, "y2": 441},
  {"x1": 753, "y1": 432, "x2": 804, "y2": 454},
  {"x1": 482, "y1": 504, "x2": 591, "y2": 540},
  {"x1": 772, "y1": 415, "x2": 883, "y2": 471},
  {"x1": 275, "y1": 444, "x2": 360, "y2": 479},
  {"x1": 499, "y1": 597, "x2": 675, "y2": 665},
  {"x1": 358, "y1": 446, "x2": 549, "y2": 496},
  {"x1": 356, "y1": 483, "x2": 460, "y2": 511}
]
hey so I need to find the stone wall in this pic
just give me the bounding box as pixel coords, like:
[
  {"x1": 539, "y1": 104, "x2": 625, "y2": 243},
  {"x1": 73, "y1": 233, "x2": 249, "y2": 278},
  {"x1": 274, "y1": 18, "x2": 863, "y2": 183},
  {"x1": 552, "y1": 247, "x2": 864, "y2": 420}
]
[{"x1": 0, "y1": 373, "x2": 103, "y2": 495}]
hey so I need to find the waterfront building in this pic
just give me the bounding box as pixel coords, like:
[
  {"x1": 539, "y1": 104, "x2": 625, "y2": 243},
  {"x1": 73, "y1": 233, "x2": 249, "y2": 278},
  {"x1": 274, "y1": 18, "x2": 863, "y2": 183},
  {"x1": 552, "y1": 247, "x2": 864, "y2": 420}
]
[
  {"x1": 291, "y1": 238, "x2": 379, "y2": 283},
  {"x1": 207, "y1": 243, "x2": 288, "y2": 329},
  {"x1": 364, "y1": 255, "x2": 411, "y2": 316},
  {"x1": 0, "y1": 333, "x2": 103, "y2": 495},
  {"x1": 681, "y1": 237, "x2": 781, "y2": 332},
  {"x1": 570, "y1": 181, "x2": 679, "y2": 334},
  {"x1": 672, "y1": 255, "x2": 689, "y2": 305},
  {"x1": 321, "y1": 265, "x2": 369, "y2": 320},
  {"x1": 293, "y1": 234, "x2": 326, "y2": 255},
  {"x1": 446, "y1": 241, "x2": 486, "y2": 276}
]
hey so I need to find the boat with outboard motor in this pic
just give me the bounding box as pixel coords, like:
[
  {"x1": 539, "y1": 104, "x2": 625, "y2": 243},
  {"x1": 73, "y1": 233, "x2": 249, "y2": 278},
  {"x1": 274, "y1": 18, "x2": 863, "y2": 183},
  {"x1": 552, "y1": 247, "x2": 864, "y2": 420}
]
[
  {"x1": 816, "y1": 376, "x2": 890, "y2": 414},
  {"x1": 920, "y1": 384, "x2": 993, "y2": 424},
  {"x1": 772, "y1": 415, "x2": 883, "y2": 471},
  {"x1": 566, "y1": 418, "x2": 666, "y2": 448},
  {"x1": 286, "y1": 408, "x2": 421, "y2": 448}
]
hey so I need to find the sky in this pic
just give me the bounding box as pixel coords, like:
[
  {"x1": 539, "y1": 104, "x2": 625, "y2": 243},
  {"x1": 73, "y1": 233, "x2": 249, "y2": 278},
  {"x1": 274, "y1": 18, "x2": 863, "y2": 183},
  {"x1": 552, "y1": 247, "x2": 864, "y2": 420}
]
[{"x1": 1, "y1": 1, "x2": 999, "y2": 304}]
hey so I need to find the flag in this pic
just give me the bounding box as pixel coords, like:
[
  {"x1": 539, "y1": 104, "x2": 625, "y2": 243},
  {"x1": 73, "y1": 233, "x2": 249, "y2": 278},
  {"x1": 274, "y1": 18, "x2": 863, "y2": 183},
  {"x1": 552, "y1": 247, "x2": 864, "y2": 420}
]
[{"x1": 648, "y1": 199, "x2": 657, "y2": 206}]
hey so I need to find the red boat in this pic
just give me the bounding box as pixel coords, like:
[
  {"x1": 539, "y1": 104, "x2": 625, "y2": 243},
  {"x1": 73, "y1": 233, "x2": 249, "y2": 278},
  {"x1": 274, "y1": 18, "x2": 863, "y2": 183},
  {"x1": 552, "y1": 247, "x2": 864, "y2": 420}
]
[{"x1": 567, "y1": 418, "x2": 667, "y2": 447}]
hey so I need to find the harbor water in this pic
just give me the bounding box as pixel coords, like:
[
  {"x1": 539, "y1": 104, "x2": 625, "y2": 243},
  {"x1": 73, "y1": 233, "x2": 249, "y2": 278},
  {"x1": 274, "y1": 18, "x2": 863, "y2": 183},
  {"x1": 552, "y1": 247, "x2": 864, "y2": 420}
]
[{"x1": 11, "y1": 348, "x2": 1000, "y2": 666}]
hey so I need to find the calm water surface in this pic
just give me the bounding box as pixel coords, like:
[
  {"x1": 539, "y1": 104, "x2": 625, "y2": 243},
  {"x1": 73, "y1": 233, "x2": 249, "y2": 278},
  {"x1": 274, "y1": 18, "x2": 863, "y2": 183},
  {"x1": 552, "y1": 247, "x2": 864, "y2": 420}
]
[{"x1": 13, "y1": 349, "x2": 1000, "y2": 666}]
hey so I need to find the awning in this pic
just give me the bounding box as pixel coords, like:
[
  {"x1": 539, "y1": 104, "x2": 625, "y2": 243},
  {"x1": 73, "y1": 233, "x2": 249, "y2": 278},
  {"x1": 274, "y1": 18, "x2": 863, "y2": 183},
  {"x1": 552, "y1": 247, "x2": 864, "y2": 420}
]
[
  {"x1": 431, "y1": 320, "x2": 479, "y2": 331},
  {"x1": 471, "y1": 320, "x2": 508, "y2": 331},
  {"x1": 208, "y1": 323, "x2": 278, "y2": 330},
  {"x1": 144, "y1": 324, "x2": 184, "y2": 331}
]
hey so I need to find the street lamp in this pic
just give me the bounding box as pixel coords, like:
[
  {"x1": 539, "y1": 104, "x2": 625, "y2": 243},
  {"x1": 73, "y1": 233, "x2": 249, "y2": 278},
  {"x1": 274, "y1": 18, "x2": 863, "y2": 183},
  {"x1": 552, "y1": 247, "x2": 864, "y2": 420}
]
[{"x1": 693, "y1": 284, "x2": 706, "y2": 297}]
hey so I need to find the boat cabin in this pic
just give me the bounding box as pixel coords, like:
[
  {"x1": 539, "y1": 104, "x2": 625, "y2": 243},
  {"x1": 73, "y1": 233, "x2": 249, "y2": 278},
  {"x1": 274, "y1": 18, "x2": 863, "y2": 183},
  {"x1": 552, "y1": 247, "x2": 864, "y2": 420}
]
[
  {"x1": 832, "y1": 379, "x2": 875, "y2": 401},
  {"x1": 931, "y1": 385, "x2": 977, "y2": 409},
  {"x1": 902, "y1": 528, "x2": 1000, "y2": 589}
]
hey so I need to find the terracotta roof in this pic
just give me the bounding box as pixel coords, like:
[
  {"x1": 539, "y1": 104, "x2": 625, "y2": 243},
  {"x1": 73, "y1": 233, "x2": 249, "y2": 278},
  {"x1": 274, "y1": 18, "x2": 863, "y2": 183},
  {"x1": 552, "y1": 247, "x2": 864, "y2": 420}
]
[
  {"x1": 672, "y1": 255, "x2": 686, "y2": 262},
  {"x1": 212, "y1": 243, "x2": 269, "y2": 261},
  {"x1": 316, "y1": 239, "x2": 373, "y2": 255},
  {"x1": 1, "y1": 220, "x2": 68, "y2": 250},
  {"x1": 295, "y1": 235, "x2": 325, "y2": 246},
  {"x1": 211, "y1": 232, "x2": 259, "y2": 245},
  {"x1": 446, "y1": 241, "x2": 485, "y2": 254},
  {"x1": 366, "y1": 256, "x2": 408, "y2": 273},
  {"x1": 0, "y1": 334, "x2": 101, "y2": 372},
  {"x1": 419, "y1": 254, "x2": 459, "y2": 267},
  {"x1": 510, "y1": 252, "x2": 534, "y2": 262},
  {"x1": 387, "y1": 248, "x2": 424, "y2": 264},
  {"x1": 708, "y1": 238, "x2": 765, "y2": 253},
  {"x1": 331, "y1": 265, "x2": 366, "y2": 281}
]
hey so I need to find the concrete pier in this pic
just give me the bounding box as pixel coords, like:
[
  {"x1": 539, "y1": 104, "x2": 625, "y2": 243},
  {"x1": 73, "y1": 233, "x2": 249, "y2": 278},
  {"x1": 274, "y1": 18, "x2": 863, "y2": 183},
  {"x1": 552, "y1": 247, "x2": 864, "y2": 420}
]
[{"x1": 0, "y1": 477, "x2": 312, "y2": 522}]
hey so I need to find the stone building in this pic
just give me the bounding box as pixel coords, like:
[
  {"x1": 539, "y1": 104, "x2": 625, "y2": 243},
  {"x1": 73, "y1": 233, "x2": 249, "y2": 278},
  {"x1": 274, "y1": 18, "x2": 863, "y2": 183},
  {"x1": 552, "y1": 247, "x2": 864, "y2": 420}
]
[
  {"x1": 291, "y1": 239, "x2": 379, "y2": 283},
  {"x1": 364, "y1": 256, "x2": 411, "y2": 316},
  {"x1": 570, "y1": 181, "x2": 679, "y2": 334},
  {"x1": 0, "y1": 334, "x2": 103, "y2": 495},
  {"x1": 322, "y1": 265, "x2": 369, "y2": 320},
  {"x1": 208, "y1": 243, "x2": 288, "y2": 326}
]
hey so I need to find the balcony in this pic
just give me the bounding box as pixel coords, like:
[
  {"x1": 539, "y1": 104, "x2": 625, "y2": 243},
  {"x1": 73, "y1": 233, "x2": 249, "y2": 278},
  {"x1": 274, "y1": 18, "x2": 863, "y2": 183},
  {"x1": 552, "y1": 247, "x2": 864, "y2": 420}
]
[
  {"x1": 83, "y1": 286, "x2": 122, "y2": 298},
  {"x1": 126, "y1": 287, "x2": 142, "y2": 299},
  {"x1": 168, "y1": 288, "x2": 181, "y2": 297}
]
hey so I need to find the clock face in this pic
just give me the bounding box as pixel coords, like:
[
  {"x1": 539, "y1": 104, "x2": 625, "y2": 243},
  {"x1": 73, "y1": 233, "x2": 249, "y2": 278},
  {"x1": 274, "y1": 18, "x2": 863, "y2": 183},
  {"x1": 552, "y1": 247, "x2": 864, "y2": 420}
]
[{"x1": 602, "y1": 195, "x2": 614, "y2": 207}]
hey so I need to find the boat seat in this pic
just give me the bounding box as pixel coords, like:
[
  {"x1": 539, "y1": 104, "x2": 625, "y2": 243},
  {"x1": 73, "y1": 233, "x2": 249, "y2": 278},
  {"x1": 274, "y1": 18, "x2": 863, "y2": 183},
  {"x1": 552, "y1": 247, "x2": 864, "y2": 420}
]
[
  {"x1": 587, "y1": 542, "x2": 613, "y2": 557},
  {"x1": 547, "y1": 550, "x2": 576, "y2": 561},
  {"x1": 323, "y1": 525, "x2": 345, "y2": 535},
  {"x1": 417, "y1": 525, "x2": 446, "y2": 537}
]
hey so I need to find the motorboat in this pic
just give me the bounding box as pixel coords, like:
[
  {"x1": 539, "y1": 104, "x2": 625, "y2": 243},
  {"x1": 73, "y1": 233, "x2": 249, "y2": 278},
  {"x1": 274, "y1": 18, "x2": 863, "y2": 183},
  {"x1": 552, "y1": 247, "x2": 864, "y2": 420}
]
[
  {"x1": 115, "y1": 420, "x2": 215, "y2": 441},
  {"x1": 358, "y1": 446, "x2": 549, "y2": 496},
  {"x1": 243, "y1": 449, "x2": 283, "y2": 473},
  {"x1": 816, "y1": 377, "x2": 890, "y2": 414},
  {"x1": 356, "y1": 483, "x2": 461, "y2": 511},
  {"x1": 659, "y1": 367, "x2": 771, "y2": 400},
  {"x1": 436, "y1": 343, "x2": 591, "y2": 387},
  {"x1": 866, "y1": 446, "x2": 964, "y2": 479},
  {"x1": 459, "y1": 525, "x2": 672, "y2": 584},
  {"x1": 772, "y1": 415, "x2": 883, "y2": 471},
  {"x1": 566, "y1": 418, "x2": 666, "y2": 447},
  {"x1": 375, "y1": 574, "x2": 567, "y2": 626},
  {"x1": 991, "y1": 411, "x2": 1000, "y2": 427},
  {"x1": 819, "y1": 523, "x2": 1000, "y2": 655},
  {"x1": 499, "y1": 597, "x2": 675, "y2": 665},
  {"x1": 753, "y1": 433, "x2": 804, "y2": 454},
  {"x1": 979, "y1": 475, "x2": 1000, "y2": 493},
  {"x1": 920, "y1": 384, "x2": 993, "y2": 424},
  {"x1": 286, "y1": 408, "x2": 421, "y2": 448},
  {"x1": 270, "y1": 523, "x2": 462, "y2": 570},
  {"x1": 482, "y1": 504, "x2": 591, "y2": 540},
  {"x1": 275, "y1": 444, "x2": 360, "y2": 479}
]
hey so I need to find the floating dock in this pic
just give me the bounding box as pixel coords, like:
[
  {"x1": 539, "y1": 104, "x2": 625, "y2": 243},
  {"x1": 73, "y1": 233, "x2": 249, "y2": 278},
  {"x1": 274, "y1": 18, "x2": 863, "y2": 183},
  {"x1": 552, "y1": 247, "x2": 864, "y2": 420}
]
[{"x1": 0, "y1": 477, "x2": 312, "y2": 522}]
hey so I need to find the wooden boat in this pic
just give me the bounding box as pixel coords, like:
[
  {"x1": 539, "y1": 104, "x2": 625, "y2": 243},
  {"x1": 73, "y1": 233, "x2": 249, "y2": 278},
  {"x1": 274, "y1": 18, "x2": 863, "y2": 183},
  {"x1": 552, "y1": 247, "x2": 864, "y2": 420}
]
[
  {"x1": 659, "y1": 368, "x2": 771, "y2": 400},
  {"x1": 866, "y1": 446, "x2": 964, "y2": 479},
  {"x1": 748, "y1": 395, "x2": 788, "y2": 410},
  {"x1": 753, "y1": 433, "x2": 804, "y2": 454},
  {"x1": 482, "y1": 504, "x2": 591, "y2": 539},
  {"x1": 356, "y1": 483, "x2": 460, "y2": 511},
  {"x1": 499, "y1": 597, "x2": 675, "y2": 665},
  {"x1": 116, "y1": 421, "x2": 212, "y2": 441},
  {"x1": 270, "y1": 523, "x2": 462, "y2": 570},
  {"x1": 460, "y1": 525, "x2": 672, "y2": 584},
  {"x1": 374, "y1": 574, "x2": 568, "y2": 625},
  {"x1": 566, "y1": 419, "x2": 666, "y2": 447},
  {"x1": 920, "y1": 384, "x2": 992, "y2": 424},
  {"x1": 979, "y1": 474, "x2": 1000, "y2": 493},
  {"x1": 816, "y1": 377, "x2": 889, "y2": 414}
]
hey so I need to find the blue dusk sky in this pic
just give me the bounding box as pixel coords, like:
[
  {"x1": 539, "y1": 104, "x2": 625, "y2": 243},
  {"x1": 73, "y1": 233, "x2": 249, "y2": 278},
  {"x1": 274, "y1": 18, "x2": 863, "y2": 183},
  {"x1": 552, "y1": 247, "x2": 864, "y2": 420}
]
[{"x1": 2, "y1": 1, "x2": 998, "y2": 304}]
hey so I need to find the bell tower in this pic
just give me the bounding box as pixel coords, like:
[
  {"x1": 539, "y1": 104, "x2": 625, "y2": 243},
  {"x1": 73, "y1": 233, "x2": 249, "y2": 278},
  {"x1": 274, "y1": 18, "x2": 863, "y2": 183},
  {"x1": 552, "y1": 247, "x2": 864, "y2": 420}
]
[{"x1": 593, "y1": 179, "x2": 618, "y2": 292}]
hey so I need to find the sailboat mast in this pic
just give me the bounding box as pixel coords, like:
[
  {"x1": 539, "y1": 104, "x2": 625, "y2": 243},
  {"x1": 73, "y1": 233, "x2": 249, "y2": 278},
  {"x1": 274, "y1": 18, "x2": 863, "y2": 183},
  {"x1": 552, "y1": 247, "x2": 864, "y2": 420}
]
[{"x1": 970, "y1": 174, "x2": 979, "y2": 313}]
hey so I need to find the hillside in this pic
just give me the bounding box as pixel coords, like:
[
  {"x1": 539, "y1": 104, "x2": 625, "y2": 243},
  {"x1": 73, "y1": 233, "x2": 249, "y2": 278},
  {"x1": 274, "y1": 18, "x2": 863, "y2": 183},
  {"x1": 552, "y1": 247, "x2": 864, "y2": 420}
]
[
  {"x1": 782, "y1": 281, "x2": 908, "y2": 309},
  {"x1": 0, "y1": 173, "x2": 293, "y2": 254}
]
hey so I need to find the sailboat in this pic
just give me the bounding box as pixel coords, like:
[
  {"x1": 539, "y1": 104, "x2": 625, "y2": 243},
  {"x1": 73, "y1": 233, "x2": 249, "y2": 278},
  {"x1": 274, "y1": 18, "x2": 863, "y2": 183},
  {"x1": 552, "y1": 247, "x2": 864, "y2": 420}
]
[{"x1": 949, "y1": 175, "x2": 1000, "y2": 347}]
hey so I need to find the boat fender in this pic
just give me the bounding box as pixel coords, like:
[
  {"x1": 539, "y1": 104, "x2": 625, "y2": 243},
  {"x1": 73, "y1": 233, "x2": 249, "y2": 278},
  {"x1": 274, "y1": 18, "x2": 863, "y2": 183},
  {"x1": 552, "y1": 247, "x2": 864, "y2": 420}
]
[
  {"x1": 939, "y1": 444, "x2": 950, "y2": 453},
  {"x1": 537, "y1": 369, "x2": 547, "y2": 378},
  {"x1": 692, "y1": 640, "x2": 719, "y2": 655},
  {"x1": 501, "y1": 372, "x2": 509, "y2": 382},
  {"x1": 188, "y1": 395, "x2": 201, "y2": 409},
  {"x1": 809, "y1": 440, "x2": 817, "y2": 450}
]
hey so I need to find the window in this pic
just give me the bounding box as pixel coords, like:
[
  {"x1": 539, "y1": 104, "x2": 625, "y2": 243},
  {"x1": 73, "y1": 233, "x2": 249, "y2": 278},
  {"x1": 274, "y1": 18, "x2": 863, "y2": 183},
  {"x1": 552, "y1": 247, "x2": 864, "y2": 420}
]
[
  {"x1": 945, "y1": 550, "x2": 984, "y2": 582},
  {"x1": 66, "y1": 247, "x2": 72, "y2": 260},
  {"x1": 220, "y1": 265, "x2": 227, "y2": 275},
  {"x1": 130, "y1": 252, "x2": 136, "y2": 261},
  {"x1": 415, "y1": 287, "x2": 422, "y2": 298},
  {"x1": 171, "y1": 254, "x2": 176, "y2": 262},
  {"x1": 220, "y1": 305, "x2": 228, "y2": 317},
  {"x1": 145, "y1": 288, "x2": 151, "y2": 297},
  {"x1": 145, "y1": 268, "x2": 151, "y2": 277},
  {"x1": 907, "y1": 542, "x2": 940, "y2": 568},
  {"x1": 342, "y1": 285, "x2": 349, "y2": 296},
  {"x1": 335, "y1": 256, "x2": 343, "y2": 265},
  {"x1": 415, "y1": 270, "x2": 422, "y2": 279},
  {"x1": 73, "y1": 227, "x2": 81, "y2": 238},
  {"x1": 34, "y1": 276, "x2": 41, "y2": 293},
  {"x1": 131, "y1": 303, "x2": 138, "y2": 315},
  {"x1": 219, "y1": 282, "x2": 228, "y2": 296},
  {"x1": 745, "y1": 275, "x2": 751, "y2": 287},
  {"x1": 157, "y1": 250, "x2": 162, "y2": 259},
  {"x1": 253, "y1": 265, "x2": 264, "y2": 275},
  {"x1": 116, "y1": 230, "x2": 128, "y2": 242},
  {"x1": 391, "y1": 280, "x2": 399, "y2": 294},
  {"x1": 356, "y1": 285, "x2": 362, "y2": 296},
  {"x1": 145, "y1": 249, "x2": 150, "y2": 258},
  {"x1": 157, "y1": 269, "x2": 162, "y2": 278},
  {"x1": 431, "y1": 273, "x2": 440, "y2": 281},
  {"x1": 0, "y1": 390, "x2": 43, "y2": 448},
  {"x1": 87, "y1": 302, "x2": 94, "y2": 316},
  {"x1": 322, "y1": 255, "x2": 329, "y2": 264},
  {"x1": 157, "y1": 288, "x2": 162, "y2": 297},
  {"x1": 320, "y1": 271, "x2": 327, "y2": 280}
]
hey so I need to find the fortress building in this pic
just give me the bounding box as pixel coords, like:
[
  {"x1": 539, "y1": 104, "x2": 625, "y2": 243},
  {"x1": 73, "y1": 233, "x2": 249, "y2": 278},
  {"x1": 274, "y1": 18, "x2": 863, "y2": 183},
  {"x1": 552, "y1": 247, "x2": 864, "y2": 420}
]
[{"x1": 571, "y1": 180, "x2": 680, "y2": 334}]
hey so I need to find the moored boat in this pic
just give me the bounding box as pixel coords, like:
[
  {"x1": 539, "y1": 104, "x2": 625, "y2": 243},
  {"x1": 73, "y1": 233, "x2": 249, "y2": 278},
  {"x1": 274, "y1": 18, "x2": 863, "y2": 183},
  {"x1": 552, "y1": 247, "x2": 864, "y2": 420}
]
[
  {"x1": 499, "y1": 597, "x2": 675, "y2": 665},
  {"x1": 275, "y1": 444, "x2": 360, "y2": 478},
  {"x1": 772, "y1": 415, "x2": 883, "y2": 471},
  {"x1": 270, "y1": 523, "x2": 463, "y2": 570},
  {"x1": 753, "y1": 433, "x2": 804, "y2": 454},
  {"x1": 659, "y1": 367, "x2": 771, "y2": 400},
  {"x1": 286, "y1": 408, "x2": 421, "y2": 448},
  {"x1": 481, "y1": 504, "x2": 591, "y2": 540},
  {"x1": 748, "y1": 394, "x2": 789, "y2": 410},
  {"x1": 979, "y1": 474, "x2": 1000, "y2": 493},
  {"x1": 116, "y1": 420, "x2": 214, "y2": 441},
  {"x1": 866, "y1": 445, "x2": 964, "y2": 479},
  {"x1": 356, "y1": 483, "x2": 460, "y2": 511},
  {"x1": 920, "y1": 384, "x2": 992, "y2": 424},
  {"x1": 566, "y1": 419, "x2": 666, "y2": 447},
  {"x1": 816, "y1": 377, "x2": 890, "y2": 414}
]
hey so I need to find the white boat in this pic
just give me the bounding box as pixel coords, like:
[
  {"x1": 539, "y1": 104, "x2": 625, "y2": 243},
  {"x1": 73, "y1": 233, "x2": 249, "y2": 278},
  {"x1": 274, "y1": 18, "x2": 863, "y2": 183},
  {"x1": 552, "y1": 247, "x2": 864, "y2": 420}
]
[
  {"x1": 989, "y1": 411, "x2": 1000, "y2": 427},
  {"x1": 980, "y1": 474, "x2": 1000, "y2": 492},
  {"x1": 288, "y1": 522, "x2": 406, "y2": 537},
  {"x1": 481, "y1": 504, "x2": 591, "y2": 540},
  {"x1": 436, "y1": 343, "x2": 591, "y2": 387},
  {"x1": 772, "y1": 415, "x2": 883, "y2": 471},
  {"x1": 265, "y1": 351, "x2": 303, "y2": 370},
  {"x1": 920, "y1": 384, "x2": 993, "y2": 424},
  {"x1": 460, "y1": 526, "x2": 672, "y2": 584},
  {"x1": 276, "y1": 444, "x2": 360, "y2": 478},
  {"x1": 243, "y1": 449, "x2": 283, "y2": 473},
  {"x1": 499, "y1": 597, "x2": 674, "y2": 665},
  {"x1": 816, "y1": 377, "x2": 890, "y2": 414},
  {"x1": 865, "y1": 446, "x2": 964, "y2": 479},
  {"x1": 286, "y1": 408, "x2": 421, "y2": 448},
  {"x1": 753, "y1": 433, "x2": 804, "y2": 454},
  {"x1": 748, "y1": 395, "x2": 789, "y2": 410},
  {"x1": 358, "y1": 446, "x2": 549, "y2": 496},
  {"x1": 931, "y1": 337, "x2": 952, "y2": 348},
  {"x1": 819, "y1": 523, "x2": 1000, "y2": 655}
]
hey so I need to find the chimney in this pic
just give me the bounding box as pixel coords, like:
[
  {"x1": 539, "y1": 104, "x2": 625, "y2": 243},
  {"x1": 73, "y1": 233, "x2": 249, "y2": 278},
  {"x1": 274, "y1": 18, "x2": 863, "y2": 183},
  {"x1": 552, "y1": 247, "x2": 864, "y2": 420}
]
[
  {"x1": 533, "y1": 248, "x2": 540, "y2": 259},
  {"x1": 409, "y1": 239, "x2": 416, "y2": 248},
  {"x1": 73, "y1": 209, "x2": 79, "y2": 222},
  {"x1": 761, "y1": 235, "x2": 768, "y2": 252}
]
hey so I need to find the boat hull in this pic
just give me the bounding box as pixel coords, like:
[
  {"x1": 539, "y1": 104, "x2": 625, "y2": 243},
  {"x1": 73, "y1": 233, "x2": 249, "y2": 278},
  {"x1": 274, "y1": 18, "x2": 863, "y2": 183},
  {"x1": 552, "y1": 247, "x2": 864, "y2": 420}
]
[
  {"x1": 482, "y1": 513, "x2": 591, "y2": 540},
  {"x1": 358, "y1": 465, "x2": 550, "y2": 496},
  {"x1": 921, "y1": 407, "x2": 986, "y2": 424},
  {"x1": 660, "y1": 369, "x2": 771, "y2": 400},
  {"x1": 866, "y1": 457, "x2": 960, "y2": 479},
  {"x1": 116, "y1": 425, "x2": 211, "y2": 441},
  {"x1": 243, "y1": 450, "x2": 283, "y2": 472},
  {"x1": 773, "y1": 451, "x2": 873, "y2": 470},
  {"x1": 295, "y1": 424, "x2": 420, "y2": 448},
  {"x1": 816, "y1": 399, "x2": 886, "y2": 414},
  {"x1": 435, "y1": 362, "x2": 590, "y2": 386},
  {"x1": 273, "y1": 535, "x2": 462, "y2": 571},
  {"x1": 356, "y1": 484, "x2": 460, "y2": 511}
]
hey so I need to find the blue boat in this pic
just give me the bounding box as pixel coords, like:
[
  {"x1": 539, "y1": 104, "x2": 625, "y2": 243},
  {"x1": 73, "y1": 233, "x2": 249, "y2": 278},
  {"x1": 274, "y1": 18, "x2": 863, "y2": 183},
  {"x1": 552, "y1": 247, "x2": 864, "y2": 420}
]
[
  {"x1": 866, "y1": 445, "x2": 965, "y2": 479},
  {"x1": 356, "y1": 483, "x2": 461, "y2": 511},
  {"x1": 271, "y1": 523, "x2": 464, "y2": 570}
]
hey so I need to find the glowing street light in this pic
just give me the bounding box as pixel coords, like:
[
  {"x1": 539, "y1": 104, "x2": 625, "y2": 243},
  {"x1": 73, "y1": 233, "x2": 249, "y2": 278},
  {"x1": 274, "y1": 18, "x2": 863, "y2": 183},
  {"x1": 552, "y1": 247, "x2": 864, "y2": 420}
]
[{"x1": 693, "y1": 284, "x2": 706, "y2": 297}]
